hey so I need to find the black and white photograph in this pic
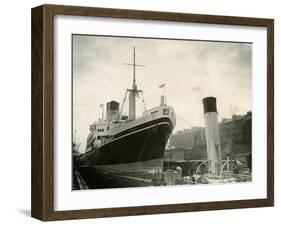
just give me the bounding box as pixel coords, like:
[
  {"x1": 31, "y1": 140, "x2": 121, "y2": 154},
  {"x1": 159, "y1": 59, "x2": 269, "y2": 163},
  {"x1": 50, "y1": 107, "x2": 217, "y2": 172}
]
[
  {"x1": 28, "y1": 2, "x2": 275, "y2": 222},
  {"x1": 0, "y1": 0, "x2": 277, "y2": 223},
  {"x1": 72, "y1": 34, "x2": 252, "y2": 190}
]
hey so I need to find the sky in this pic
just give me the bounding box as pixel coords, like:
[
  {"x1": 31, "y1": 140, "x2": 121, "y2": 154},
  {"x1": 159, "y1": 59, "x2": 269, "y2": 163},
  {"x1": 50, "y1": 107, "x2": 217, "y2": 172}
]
[{"x1": 72, "y1": 35, "x2": 252, "y2": 152}]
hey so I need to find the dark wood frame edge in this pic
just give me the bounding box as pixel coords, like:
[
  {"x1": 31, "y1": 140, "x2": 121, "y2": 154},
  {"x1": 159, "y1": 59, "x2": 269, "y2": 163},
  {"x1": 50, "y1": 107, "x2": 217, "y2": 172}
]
[{"x1": 31, "y1": 4, "x2": 274, "y2": 221}]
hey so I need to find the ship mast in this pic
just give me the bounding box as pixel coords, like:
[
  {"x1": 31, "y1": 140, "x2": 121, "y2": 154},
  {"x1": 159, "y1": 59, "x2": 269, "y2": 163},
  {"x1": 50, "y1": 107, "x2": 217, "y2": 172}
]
[{"x1": 124, "y1": 47, "x2": 145, "y2": 120}]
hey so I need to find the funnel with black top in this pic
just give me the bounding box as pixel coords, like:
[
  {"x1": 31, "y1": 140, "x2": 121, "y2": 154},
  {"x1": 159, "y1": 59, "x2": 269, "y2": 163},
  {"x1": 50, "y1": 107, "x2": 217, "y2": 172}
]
[{"x1": 202, "y1": 97, "x2": 222, "y2": 175}]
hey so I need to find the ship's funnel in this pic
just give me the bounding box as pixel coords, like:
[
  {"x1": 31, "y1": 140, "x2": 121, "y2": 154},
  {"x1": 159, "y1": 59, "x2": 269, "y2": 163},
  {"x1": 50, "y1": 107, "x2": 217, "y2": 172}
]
[
  {"x1": 202, "y1": 97, "x2": 222, "y2": 175},
  {"x1": 106, "y1": 101, "x2": 120, "y2": 121}
]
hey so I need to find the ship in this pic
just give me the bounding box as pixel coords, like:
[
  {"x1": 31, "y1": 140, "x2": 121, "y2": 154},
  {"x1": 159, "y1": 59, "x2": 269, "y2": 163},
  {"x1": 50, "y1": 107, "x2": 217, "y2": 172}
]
[{"x1": 77, "y1": 47, "x2": 176, "y2": 188}]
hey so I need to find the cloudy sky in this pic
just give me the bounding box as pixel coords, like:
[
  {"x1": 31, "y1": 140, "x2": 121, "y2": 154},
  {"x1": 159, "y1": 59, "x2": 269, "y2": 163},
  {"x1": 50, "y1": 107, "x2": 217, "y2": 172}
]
[{"x1": 73, "y1": 35, "x2": 252, "y2": 152}]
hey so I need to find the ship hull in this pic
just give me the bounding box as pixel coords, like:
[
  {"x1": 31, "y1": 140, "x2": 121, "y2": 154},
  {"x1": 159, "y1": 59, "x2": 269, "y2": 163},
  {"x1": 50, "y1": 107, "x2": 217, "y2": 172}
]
[
  {"x1": 94, "y1": 158, "x2": 164, "y2": 174},
  {"x1": 78, "y1": 158, "x2": 163, "y2": 189},
  {"x1": 78, "y1": 117, "x2": 173, "y2": 187}
]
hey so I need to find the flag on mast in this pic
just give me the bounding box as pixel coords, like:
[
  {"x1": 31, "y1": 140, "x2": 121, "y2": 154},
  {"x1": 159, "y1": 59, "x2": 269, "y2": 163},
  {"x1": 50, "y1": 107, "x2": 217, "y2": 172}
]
[{"x1": 159, "y1": 83, "x2": 165, "y2": 88}]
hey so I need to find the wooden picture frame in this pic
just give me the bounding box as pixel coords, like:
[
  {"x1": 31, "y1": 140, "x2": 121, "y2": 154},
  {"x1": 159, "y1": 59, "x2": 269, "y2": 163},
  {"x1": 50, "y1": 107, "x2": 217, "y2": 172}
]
[{"x1": 31, "y1": 4, "x2": 274, "y2": 221}]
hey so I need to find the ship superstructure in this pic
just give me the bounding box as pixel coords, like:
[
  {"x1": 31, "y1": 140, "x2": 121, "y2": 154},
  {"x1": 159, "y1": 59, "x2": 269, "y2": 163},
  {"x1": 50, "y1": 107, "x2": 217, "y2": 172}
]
[{"x1": 78, "y1": 47, "x2": 176, "y2": 183}]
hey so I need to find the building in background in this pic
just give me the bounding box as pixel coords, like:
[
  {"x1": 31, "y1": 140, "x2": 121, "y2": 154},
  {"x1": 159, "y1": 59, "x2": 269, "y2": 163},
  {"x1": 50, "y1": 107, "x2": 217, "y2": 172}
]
[{"x1": 166, "y1": 111, "x2": 252, "y2": 168}]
